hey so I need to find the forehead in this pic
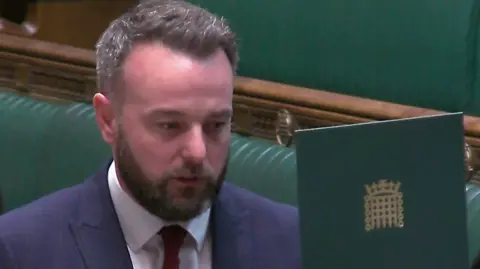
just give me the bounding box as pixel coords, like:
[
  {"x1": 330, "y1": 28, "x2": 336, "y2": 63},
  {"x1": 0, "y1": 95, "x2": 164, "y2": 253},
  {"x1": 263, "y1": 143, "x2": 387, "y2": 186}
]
[{"x1": 120, "y1": 43, "x2": 234, "y2": 113}]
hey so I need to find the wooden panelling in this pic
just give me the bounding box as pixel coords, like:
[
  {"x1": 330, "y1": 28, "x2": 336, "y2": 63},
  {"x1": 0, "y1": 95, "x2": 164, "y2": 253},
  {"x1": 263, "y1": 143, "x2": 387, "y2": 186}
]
[
  {"x1": 1, "y1": 1, "x2": 135, "y2": 49},
  {"x1": 1, "y1": 33, "x2": 480, "y2": 172}
]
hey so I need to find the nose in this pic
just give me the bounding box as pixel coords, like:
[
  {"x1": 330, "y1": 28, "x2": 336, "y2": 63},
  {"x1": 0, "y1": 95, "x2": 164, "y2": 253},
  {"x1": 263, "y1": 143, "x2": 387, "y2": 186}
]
[{"x1": 182, "y1": 125, "x2": 207, "y2": 164}]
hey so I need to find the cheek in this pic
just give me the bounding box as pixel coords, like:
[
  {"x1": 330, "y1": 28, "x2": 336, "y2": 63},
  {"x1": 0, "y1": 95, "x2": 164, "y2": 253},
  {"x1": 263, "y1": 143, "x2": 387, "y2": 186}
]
[
  {"x1": 207, "y1": 136, "x2": 231, "y2": 175},
  {"x1": 122, "y1": 124, "x2": 173, "y2": 177}
]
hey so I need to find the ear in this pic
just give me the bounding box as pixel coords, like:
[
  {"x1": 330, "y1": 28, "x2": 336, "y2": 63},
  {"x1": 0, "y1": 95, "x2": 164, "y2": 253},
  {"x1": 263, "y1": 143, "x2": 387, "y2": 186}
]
[{"x1": 92, "y1": 93, "x2": 117, "y2": 145}]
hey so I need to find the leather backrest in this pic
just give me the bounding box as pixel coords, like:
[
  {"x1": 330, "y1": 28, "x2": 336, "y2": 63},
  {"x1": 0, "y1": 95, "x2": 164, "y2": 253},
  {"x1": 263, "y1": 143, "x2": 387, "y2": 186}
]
[
  {"x1": 0, "y1": 92, "x2": 61, "y2": 209},
  {"x1": 190, "y1": 0, "x2": 480, "y2": 115}
]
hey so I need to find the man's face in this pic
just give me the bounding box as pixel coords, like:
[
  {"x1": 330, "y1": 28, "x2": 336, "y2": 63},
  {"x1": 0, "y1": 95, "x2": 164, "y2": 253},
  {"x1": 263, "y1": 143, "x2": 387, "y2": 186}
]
[{"x1": 97, "y1": 43, "x2": 233, "y2": 221}]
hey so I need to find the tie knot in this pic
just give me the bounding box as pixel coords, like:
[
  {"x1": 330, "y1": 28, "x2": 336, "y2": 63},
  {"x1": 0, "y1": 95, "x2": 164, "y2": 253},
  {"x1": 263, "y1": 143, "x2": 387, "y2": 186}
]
[{"x1": 159, "y1": 225, "x2": 187, "y2": 251}]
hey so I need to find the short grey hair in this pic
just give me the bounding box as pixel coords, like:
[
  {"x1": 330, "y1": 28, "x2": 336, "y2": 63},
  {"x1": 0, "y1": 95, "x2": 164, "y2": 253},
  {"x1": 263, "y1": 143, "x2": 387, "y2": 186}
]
[{"x1": 95, "y1": 0, "x2": 238, "y2": 95}]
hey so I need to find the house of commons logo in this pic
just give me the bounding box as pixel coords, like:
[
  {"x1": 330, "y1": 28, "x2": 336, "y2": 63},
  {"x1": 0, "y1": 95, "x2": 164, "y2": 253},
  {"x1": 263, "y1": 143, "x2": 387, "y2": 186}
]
[{"x1": 364, "y1": 179, "x2": 404, "y2": 232}]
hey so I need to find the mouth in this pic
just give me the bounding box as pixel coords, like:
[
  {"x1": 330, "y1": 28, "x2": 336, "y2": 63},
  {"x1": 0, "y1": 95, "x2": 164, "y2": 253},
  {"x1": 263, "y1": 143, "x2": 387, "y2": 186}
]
[{"x1": 173, "y1": 177, "x2": 202, "y2": 185}]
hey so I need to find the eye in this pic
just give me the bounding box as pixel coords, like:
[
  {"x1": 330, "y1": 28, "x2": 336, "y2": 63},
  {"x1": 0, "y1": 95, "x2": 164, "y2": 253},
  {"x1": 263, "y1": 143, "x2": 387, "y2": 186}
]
[
  {"x1": 157, "y1": 122, "x2": 181, "y2": 130},
  {"x1": 213, "y1": 122, "x2": 227, "y2": 128},
  {"x1": 205, "y1": 121, "x2": 228, "y2": 133}
]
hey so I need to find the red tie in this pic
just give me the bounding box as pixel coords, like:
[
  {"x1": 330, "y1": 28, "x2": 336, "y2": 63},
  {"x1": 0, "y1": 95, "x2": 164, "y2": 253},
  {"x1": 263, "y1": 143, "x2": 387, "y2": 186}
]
[{"x1": 159, "y1": 225, "x2": 187, "y2": 269}]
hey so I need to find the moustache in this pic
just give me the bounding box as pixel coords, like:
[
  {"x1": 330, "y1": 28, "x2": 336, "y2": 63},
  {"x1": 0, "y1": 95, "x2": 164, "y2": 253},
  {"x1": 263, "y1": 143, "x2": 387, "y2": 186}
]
[{"x1": 165, "y1": 164, "x2": 216, "y2": 180}]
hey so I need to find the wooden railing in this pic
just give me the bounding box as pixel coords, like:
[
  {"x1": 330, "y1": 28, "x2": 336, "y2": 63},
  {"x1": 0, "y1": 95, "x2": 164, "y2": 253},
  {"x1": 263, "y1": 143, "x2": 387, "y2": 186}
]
[{"x1": 1, "y1": 32, "x2": 480, "y2": 170}]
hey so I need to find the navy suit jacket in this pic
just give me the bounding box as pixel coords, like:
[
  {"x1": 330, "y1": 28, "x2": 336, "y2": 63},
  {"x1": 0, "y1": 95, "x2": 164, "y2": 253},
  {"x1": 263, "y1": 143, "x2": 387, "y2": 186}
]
[{"x1": 0, "y1": 162, "x2": 300, "y2": 269}]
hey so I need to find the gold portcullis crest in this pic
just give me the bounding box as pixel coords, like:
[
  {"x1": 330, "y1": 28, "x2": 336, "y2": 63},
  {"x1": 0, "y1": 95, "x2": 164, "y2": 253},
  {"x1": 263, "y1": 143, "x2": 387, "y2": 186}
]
[{"x1": 364, "y1": 179, "x2": 404, "y2": 232}]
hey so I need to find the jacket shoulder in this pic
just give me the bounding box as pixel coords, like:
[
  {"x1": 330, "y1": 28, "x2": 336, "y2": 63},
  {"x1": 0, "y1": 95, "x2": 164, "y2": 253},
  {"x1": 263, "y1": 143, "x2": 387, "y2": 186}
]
[{"x1": 0, "y1": 183, "x2": 85, "y2": 235}]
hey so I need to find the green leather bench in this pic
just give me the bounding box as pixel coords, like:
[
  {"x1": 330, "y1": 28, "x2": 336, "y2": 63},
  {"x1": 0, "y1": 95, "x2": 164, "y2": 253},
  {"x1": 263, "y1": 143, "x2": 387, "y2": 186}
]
[
  {"x1": 190, "y1": 0, "x2": 480, "y2": 116},
  {"x1": 1, "y1": 91, "x2": 480, "y2": 265}
]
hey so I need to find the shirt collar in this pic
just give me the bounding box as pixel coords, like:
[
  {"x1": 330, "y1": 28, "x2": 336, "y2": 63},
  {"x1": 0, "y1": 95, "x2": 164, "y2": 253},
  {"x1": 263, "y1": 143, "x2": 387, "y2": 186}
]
[{"x1": 107, "y1": 161, "x2": 211, "y2": 252}]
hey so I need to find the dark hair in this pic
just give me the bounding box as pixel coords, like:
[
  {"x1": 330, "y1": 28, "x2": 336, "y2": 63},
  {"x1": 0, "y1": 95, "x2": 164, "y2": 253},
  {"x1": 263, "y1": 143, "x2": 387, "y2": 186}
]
[{"x1": 95, "y1": 0, "x2": 238, "y2": 95}]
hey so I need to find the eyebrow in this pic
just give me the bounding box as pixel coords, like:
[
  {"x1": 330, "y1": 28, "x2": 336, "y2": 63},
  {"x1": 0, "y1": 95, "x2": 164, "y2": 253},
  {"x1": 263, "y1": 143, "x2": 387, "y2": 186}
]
[{"x1": 147, "y1": 108, "x2": 232, "y2": 119}]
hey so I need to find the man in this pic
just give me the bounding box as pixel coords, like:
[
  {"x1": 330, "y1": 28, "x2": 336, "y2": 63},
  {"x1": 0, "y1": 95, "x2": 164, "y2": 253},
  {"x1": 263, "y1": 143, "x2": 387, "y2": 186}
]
[{"x1": 0, "y1": 0, "x2": 300, "y2": 268}]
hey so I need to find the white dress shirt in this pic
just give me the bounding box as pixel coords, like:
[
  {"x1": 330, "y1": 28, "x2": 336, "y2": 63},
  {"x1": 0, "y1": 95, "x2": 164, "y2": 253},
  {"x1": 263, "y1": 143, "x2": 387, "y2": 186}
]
[{"x1": 108, "y1": 161, "x2": 212, "y2": 269}]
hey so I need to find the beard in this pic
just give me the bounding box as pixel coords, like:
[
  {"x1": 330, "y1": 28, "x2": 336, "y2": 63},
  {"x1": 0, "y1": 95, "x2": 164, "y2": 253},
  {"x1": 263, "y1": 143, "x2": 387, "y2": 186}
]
[{"x1": 115, "y1": 128, "x2": 228, "y2": 221}]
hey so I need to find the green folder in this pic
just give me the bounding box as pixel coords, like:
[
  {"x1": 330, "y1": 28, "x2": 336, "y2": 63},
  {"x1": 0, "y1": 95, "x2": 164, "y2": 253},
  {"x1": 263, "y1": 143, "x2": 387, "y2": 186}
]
[{"x1": 294, "y1": 113, "x2": 469, "y2": 269}]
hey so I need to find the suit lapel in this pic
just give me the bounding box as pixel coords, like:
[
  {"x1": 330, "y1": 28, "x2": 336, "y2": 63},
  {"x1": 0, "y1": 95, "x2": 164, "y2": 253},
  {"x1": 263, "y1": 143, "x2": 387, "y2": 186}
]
[
  {"x1": 68, "y1": 163, "x2": 254, "y2": 269},
  {"x1": 70, "y1": 161, "x2": 133, "y2": 269},
  {"x1": 211, "y1": 184, "x2": 253, "y2": 269}
]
